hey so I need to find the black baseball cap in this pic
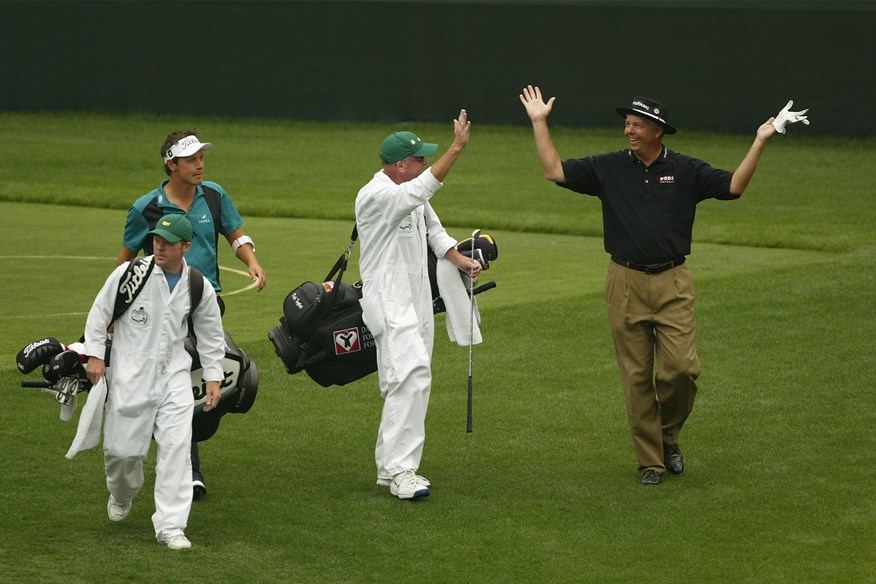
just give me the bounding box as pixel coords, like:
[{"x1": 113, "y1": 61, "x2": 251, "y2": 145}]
[{"x1": 616, "y1": 96, "x2": 677, "y2": 134}]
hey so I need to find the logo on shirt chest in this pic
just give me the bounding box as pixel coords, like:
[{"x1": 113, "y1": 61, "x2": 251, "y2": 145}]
[
  {"x1": 398, "y1": 214, "x2": 414, "y2": 232},
  {"x1": 659, "y1": 175, "x2": 675, "y2": 184}
]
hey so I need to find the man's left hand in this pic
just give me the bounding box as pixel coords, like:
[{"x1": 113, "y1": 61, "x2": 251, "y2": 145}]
[
  {"x1": 249, "y1": 265, "x2": 267, "y2": 291},
  {"x1": 203, "y1": 380, "x2": 221, "y2": 412}
]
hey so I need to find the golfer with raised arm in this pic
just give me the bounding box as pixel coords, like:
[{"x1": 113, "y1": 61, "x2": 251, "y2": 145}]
[{"x1": 520, "y1": 86, "x2": 808, "y2": 485}]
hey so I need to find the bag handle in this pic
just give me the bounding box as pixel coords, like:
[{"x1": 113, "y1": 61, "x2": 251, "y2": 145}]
[
  {"x1": 319, "y1": 224, "x2": 358, "y2": 313},
  {"x1": 323, "y1": 224, "x2": 358, "y2": 284}
]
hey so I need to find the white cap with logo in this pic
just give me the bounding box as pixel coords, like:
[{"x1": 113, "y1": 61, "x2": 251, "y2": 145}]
[{"x1": 164, "y1": 135, "x2": 213, "y2": 162}]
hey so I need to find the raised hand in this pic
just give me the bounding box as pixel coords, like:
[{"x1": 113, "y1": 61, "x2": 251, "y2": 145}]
[
  {"x1": 772, "y1": 100, "x2": 810, "y2": 135},
  {"x1": 519, "y1": 85, "x2": 556, "y2": 122}
]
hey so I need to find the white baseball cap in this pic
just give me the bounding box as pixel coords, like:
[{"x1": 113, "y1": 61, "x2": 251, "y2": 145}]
[{"x1": 163, "y1": 135, "x2": 213, "y2": 162}]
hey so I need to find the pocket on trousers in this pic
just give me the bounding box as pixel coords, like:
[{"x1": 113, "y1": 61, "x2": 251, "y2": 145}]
[
  {"x1": 359, "y1": 294, "x2": 387, "y2": 339},
  {"x1": 606, "y1": 262, "x2": 624, "y2": 308}
]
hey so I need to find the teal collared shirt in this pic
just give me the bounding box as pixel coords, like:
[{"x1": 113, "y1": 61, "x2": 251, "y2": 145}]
[{"x1": 123, "y1": 180, "x2": 243, "y2": 291}]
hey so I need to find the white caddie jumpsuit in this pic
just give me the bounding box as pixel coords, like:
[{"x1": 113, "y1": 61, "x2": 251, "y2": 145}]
[
  {"x1": 355, "y1": 168, "x2": 457, "y2": 481},
  {"x1": 84, "y1": 257, "x2": 224, "y2": 541}
]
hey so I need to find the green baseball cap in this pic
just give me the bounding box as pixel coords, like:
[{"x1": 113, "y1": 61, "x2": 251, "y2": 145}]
[
  {"x1": 379, "y1": 131, "x2": 438, "y2": 164},
  {"x1": 149, "y1": 214, "x2": 193, "y2": 243}
]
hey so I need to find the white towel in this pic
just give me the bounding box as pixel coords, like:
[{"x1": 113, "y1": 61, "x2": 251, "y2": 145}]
[
  {"x1": 65, "y1": 377, "x2": 107, "y2": 460},
  {"x1": 436, "y1": 257, "x2": 482, "y2": 346}
]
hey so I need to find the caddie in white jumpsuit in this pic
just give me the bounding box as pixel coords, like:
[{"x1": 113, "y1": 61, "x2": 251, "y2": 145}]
[
  {"x1": 84, "y1": 214, "x2": 224, "y2": 549},
  {"x1": 355, "y1": 111, "x2": 480, "y2": 500}
]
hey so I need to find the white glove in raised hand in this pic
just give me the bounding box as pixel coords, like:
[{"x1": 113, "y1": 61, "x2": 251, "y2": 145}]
[{"x1": 773, "y1": 100, "x2": 810, "y2": 134}]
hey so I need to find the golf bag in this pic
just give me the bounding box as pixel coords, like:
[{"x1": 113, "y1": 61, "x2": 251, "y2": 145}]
[
  {"x1": 16, "y1": 330, "x2": 259, "y2": 443},
  {"x1": 269, "y1": 226, "x2": 499, "y2": 388},
  {"x1": 189, "y1": 331, "x2": 259, "y2": 441},
  {"x1": 268, "y1": 227, "x2": 378, "y2": 387}
]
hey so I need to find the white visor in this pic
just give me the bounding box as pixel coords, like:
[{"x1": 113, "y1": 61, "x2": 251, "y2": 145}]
[{"x1": 164, "y1": 135, "x2": 213, "y2": 162}]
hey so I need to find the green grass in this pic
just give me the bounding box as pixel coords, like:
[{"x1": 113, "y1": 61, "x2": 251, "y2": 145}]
[{"x1": 0, "y1": 113, "x2": 874, "y2": 583}]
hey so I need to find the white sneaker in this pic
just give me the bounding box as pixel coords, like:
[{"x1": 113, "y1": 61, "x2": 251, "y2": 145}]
[
  {"x1": 389, "y1": 469, "x2": 430, "y2": 500},
  {"x1": 378, "y1": 474, "x2": 430, "y2": 488},
  {"x1": 161, "y1": 534, "x2": 192, "y2": 550},
  {"x1": 107, "y1": 496, "x2": 131, "y2": 522}
]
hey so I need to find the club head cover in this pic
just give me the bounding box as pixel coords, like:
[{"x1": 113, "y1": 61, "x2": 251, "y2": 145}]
[
  {"x1": 457, "y1": 234, "x2": 498, "y2": 262},
  {"x1": 17, "y1": 337, "x2": 64, "y2": 374},
  {"x1": 44, "y1": 350, "x2": 86, "y2": 383}
]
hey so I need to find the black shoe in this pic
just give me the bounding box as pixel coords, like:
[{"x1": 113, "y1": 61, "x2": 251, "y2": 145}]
[
  {"x1": 663, "y1": 443, "x2": 685, "y2": 475},
  {"x1": 641, "y1": 469, "x2": 662, "y2": 486},
  {"x1": 193, "y1": 479, "x2": 207, "y2": 500}
]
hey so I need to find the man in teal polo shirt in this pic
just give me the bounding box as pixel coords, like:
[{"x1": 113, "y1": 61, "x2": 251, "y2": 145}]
[{"x1": 117, "y1": 130, "x2": 267, "y2": 499}]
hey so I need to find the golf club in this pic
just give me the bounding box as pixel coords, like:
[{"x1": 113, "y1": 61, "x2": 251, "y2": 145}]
[{"x1": 468, "y1": 228, "x2": 480, "y2": 433}]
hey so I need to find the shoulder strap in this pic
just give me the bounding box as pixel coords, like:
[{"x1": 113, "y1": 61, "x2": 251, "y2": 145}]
[
  {"x1": 113, "y1": 259, "x2": 205, "y2": 330},
  {"x1": 189, "y1": 266, "x2": 205, "y2": 313},
  {"x1": 201, "y1": 185, "x2": 223, "y2": 288},
  {"x1": 201, "y1": 185, "x2": 222, "y2": 242},
  {"x1": 186, "y1": 266, "x2": 206, "y2": 338},
  {"x1": 140, "y1": 197, "x2": 165, "y2": 256},
  {"x1": 112, "y1": 256, "x2": 155, "y2": 325}
]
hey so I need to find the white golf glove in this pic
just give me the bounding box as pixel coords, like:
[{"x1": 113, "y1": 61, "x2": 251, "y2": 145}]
[{"x1": 773, "y1": 100, "x2": 810, "y2": 134}]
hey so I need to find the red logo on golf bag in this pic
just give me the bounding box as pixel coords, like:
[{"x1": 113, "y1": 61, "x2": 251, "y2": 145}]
[{"x1": 333, "y1": 327, "x2": 361, "y2": 355}]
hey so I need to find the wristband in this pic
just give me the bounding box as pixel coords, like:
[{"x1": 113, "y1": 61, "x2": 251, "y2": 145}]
[{"x1": 231, "y1": 235, "x2": 255, "y2": 256}]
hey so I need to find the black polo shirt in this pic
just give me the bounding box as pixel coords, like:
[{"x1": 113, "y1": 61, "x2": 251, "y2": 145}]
[{"x1": 560, "y1": 146, "x2": 738, "y2": 264}]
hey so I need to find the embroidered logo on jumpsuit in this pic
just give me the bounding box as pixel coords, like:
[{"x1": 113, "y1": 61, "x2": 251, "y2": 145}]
[
  {"x1": 398, "y1": 215, "x2": 414, "y2": 232},
  {"x1": 130, "y1": 306, "x2": 149, "y2": 325}
]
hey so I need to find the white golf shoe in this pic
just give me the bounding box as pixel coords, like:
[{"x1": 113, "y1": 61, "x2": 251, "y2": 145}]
[
  {"x1": 107, "y1": 495, "x2": 131, "y2": 522},
  {"x1": 377, "y1": 473, "x2": 431, "y2": 488},
  {"x1": 389, "y1": 469, "x2": 430, "y2": 500},
  {"x1": 160, "y1": 534, "x2": 192, "y2": 550}
]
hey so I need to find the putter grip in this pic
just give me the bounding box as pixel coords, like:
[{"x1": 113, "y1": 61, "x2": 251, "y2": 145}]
[
  {"x1": 21, "y1": 380, "x2": 52, "y2": 388},
  {"x1": 472, "y1": 281, "x2": 496, "y2": 296}
]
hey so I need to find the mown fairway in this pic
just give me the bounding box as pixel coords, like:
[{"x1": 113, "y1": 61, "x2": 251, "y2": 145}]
[{"x1": 0, "y1": 113, "x2": 873, "y2": 583}]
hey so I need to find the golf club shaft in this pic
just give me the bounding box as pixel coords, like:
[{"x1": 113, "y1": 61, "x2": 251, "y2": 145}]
[
  {"x1": 467, "y1": 228, "x2": 480, "y2": 433},
  {"x1": 467, "y1": 375, "x2": 473, "y2": 433}
]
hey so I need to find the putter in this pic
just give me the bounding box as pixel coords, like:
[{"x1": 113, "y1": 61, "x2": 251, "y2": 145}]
[{"x1": 467, "y1": 228, "x2": 481, "y2": 433}]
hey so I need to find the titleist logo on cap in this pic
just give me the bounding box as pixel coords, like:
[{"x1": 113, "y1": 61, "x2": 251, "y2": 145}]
[{"x1": 176, "y1": 136, "x2": 199, "y2": 150}]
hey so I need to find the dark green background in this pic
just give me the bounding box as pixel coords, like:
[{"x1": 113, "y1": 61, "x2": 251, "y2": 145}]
[{"x1": 1, "y1": 1, "x2": 871, "y2": 135}]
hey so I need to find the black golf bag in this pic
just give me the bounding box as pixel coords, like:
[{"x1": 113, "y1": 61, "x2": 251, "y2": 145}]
[
  {"x1": 269, "y1": 279, "x2": 377, "y2": 387},
  {"x1": 269, "y1": 226, "x2": 498, "y2": 388},
  {"x1": 269, "y1": 226, "x2": 378, "y2": 387}
]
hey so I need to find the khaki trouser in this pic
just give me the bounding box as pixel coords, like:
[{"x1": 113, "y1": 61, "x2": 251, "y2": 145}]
[{"x1": 606, "y1": 261, "x2": 701, "y2": 475}]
